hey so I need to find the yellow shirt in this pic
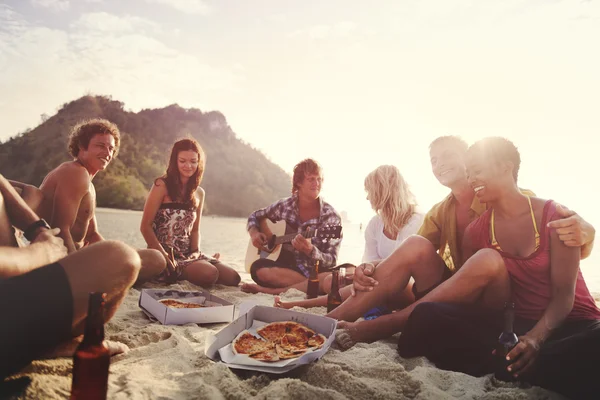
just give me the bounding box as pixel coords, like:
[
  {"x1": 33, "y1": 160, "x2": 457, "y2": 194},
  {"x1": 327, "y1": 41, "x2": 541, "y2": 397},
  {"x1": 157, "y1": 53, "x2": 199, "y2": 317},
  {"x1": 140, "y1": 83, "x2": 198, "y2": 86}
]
[{"x1": 418, "y1": 189, "x2": 535, "y2": 272}]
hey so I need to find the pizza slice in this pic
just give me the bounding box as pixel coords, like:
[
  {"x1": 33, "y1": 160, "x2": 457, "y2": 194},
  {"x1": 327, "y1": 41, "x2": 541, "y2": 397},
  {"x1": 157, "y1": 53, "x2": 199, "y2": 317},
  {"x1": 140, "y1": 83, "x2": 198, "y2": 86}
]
[
  {"x1": 279, "y1": 333, "x2": 309, "y2": 353},
  {"x1": 307, "y1": 333, "x2": 326, "y2": 350},
  {"x1": 232, "y1": 331, "x2": 274, "y2": 355},
  {"x1": 287, "y1": 322, "x2": 316, "y2": 342},
  {"x1": 275, "y1": 344, "x2": 306, "y2": 360},
  {"x1": 249, "y1": 347, "x2": 280, "y2": 362},
  {"x1": 256, "y1": 321, "x2": 294, "y2": 343}
]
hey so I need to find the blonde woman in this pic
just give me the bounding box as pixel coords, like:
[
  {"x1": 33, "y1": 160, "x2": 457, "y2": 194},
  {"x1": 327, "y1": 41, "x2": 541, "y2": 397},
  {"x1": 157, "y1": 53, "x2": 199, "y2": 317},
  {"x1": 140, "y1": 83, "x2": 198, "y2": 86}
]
[
  {"x1": 275, "y1": 165, "x2": 423, "y2": 309},
  {"x1": 362, "y1": 165, "x2": 424, "y2": 263}
]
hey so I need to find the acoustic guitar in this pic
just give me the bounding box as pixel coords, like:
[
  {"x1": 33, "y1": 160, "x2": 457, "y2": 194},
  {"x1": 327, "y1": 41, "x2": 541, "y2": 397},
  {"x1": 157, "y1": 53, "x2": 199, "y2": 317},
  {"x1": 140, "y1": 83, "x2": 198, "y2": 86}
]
[{"x1": 244, "y1": 219, "x2": 342, "y2": 272}]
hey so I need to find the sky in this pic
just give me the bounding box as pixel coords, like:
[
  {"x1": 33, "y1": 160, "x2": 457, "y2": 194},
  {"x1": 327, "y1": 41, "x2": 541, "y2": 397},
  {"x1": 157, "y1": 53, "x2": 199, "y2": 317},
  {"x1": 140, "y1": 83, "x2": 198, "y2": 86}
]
[{"x1": 1, "y1": 0, "x2": 599, "y2": 230}]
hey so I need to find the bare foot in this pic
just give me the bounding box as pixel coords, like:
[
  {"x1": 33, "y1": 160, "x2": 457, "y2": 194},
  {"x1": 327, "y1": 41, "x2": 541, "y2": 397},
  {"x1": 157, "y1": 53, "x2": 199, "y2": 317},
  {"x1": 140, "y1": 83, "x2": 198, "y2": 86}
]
[
  {"x1": 240, "y1": 283, "x2": 261, "y2": 294},
  {"x1": 43, "y1": 337, "x2": 130, "y2": 358},
  {"x1": 212, "y1": 253, "x2": 221, "y2": 260},
  {"x1": 335, "y1": 320, "x2": 380, "y2": 350},
  {"x1": 335, "y1": 321, "x2": 358, "y2": 350},
  {"x1": 274, "y1": 296, "x2": 294, "y2": 309},
  {"x1": 240, "y1": 283, "x2": 284, "y2": 295}
]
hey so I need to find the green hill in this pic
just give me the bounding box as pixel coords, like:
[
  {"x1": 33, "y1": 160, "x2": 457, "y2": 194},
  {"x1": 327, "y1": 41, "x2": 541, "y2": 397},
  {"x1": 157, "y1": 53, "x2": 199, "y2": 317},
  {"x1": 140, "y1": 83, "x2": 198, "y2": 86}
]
[{"x1": 0, "y1": 95, "x2": 291, "y2": 217}]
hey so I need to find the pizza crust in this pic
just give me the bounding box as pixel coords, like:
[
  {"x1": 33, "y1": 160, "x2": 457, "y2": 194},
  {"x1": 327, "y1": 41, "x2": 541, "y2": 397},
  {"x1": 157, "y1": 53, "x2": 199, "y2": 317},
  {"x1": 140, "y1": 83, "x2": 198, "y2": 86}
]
[
  {"x1": 159, "y1": 299, "x2": 205, "y2": 308},
  {"x1": 231, "y1": 330, "x2": 273, "y2": 355}
]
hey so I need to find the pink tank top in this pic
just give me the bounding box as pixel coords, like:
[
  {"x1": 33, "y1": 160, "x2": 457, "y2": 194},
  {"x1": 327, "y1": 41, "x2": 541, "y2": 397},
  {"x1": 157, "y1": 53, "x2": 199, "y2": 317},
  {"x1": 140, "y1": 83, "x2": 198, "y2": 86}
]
[{"x1": 466, "y1": 200, "x2": 600, "y2": 321}]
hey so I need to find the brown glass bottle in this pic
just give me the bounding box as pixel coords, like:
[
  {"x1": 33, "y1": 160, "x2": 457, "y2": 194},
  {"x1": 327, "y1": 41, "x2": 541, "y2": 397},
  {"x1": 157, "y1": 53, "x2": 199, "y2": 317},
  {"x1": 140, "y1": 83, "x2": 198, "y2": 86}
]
[
  {"x1": 494, "y1": 302, "x2": 519, "y2": 382},
  {"x1": 327, "y1": 268, "x2": 343, "y2": 312},
  {"x1": 70, "y1": 292, "x2": 110, "y2": 400},
  {"x1": 306, "y1": 260, "x2": 320, "y2": 299}
]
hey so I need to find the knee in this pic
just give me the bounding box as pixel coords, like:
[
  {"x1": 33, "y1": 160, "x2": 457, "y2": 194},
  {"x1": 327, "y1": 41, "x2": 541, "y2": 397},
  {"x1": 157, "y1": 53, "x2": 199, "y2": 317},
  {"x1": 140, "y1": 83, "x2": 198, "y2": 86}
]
[
  {"x1": 228, "y1": 270, "x2": 241, "y2": 286},
  {"x1": 470, "y1": 249, "x2": 505, "y2": 274},
  {"x1": 256, "y1": 268, "x2": 274, "y2": 284},
  {"x1": 205, "y1": 265, "x2": 219, "y2": 285},
  {"x1": 99, "y1": 240, "x2": 141, "y2": 283},
  {"x1": 405, "y1": 235, "x2": 437, "y2": 262},
  {"x1": 139, "y1": 249, "x2": 166, "y2": 274}
]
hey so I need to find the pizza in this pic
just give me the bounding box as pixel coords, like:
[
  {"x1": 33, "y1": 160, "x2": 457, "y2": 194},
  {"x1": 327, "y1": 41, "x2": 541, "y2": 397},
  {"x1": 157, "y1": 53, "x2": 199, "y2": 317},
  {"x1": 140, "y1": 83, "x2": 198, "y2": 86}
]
[
  {"x1": 276, "y1": 344, "x2": 306, "y2": 359},
  {"x1": 159, "y1": 299, "x2": 205, "y2": 308},
  {"x1": 249, "y1": 347, "x2": 280, "y2": 362},
  {"x1": 257, "y1": 321, "x2": 316, "y2": 343},
  {"x1": 233, "y1": 321, "x2": 326, "y2": 363},
  {"x1": 307, "y1": 333, "x2": 326, "y2": 350},
  {"x1": 232, "y1": 331, "x2": 274, "y2": 355},
  {"x1": 279, "y1": 333, "x2": 309, "y2": 353}
]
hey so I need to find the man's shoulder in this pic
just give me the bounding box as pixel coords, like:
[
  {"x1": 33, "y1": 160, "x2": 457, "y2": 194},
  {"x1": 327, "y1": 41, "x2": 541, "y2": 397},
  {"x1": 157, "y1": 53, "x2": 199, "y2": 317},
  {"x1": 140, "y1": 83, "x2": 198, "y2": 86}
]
[
  {"x1": 52, "y1": 161, "x2": 88, "y2": 179},
  {"x1": 51, "y1": 162, "x2": 90, "y2": 190}
]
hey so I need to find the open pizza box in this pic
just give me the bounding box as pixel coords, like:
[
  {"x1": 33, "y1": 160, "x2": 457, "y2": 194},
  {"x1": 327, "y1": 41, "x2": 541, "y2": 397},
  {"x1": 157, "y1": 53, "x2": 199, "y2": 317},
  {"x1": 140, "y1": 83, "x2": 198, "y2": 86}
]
[
  {"x1": 139, "y1": 289, "x2": 235, "y2": 325},
  {"x1": 205, "y1": 305, "x2": 337, "y2": 374}
]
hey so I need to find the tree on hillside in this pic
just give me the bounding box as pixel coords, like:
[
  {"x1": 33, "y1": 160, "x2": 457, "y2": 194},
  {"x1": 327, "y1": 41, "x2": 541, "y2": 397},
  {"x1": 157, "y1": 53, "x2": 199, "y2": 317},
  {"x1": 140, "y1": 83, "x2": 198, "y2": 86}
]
[{"x1": 0, "y1": 95, "x2": 291, "y2": 216}]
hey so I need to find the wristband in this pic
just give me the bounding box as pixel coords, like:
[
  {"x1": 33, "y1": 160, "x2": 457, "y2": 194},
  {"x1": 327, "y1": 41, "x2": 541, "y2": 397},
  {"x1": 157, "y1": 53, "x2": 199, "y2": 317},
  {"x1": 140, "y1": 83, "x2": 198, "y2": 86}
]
[{"x1": 23, "y1": 218, "x2": 51, "y2": 241}]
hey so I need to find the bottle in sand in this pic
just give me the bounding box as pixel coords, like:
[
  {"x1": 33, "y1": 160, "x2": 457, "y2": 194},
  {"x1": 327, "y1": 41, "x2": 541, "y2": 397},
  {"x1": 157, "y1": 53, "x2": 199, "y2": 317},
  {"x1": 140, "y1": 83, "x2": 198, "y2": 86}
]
[
  {"x1": 494, "y1": 302, "x2": 519, "y2": 382},
  {"x1": 70, "y1": 292, "x2": 110, "y2": 400},
  {"x1": 327, "y1": 268, "x2": 343, "y2": 312},
  {"x1": 306, "y1": 260, "x2": 320, "y2": 299}
]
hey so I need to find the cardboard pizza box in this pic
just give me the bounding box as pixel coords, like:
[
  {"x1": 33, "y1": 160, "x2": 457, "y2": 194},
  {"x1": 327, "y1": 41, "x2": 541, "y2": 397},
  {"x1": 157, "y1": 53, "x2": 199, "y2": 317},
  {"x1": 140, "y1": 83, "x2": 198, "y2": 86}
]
[
  {"x1": 139, "y1": 289, "x2": 235, "y2": 325},
  {"x1": 204, "y1": 305, "x2": 337, "y2": 374}
]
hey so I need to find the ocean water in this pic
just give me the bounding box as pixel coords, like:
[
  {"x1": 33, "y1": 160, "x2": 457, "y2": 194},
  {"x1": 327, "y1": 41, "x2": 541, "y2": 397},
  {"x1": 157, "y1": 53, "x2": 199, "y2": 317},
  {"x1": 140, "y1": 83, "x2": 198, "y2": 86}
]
[{"x1": 96, "y1": 208, "x2": 600, "y2": 294}]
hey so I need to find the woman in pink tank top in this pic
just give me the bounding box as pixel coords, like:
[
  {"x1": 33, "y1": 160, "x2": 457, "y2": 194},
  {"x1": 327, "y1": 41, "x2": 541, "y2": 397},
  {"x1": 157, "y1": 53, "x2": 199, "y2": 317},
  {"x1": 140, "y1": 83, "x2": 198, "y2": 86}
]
[{"x1": 398, "y1": 137, "x2": 600, "y2": 400}]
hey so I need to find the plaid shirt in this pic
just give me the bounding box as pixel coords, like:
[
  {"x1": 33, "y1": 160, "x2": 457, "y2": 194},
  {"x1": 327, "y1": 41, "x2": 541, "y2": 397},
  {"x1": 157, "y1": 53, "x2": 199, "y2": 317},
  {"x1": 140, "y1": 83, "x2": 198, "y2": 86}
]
[{"x1": 247, "y1": 194, "x2": 342, "y2": 276}]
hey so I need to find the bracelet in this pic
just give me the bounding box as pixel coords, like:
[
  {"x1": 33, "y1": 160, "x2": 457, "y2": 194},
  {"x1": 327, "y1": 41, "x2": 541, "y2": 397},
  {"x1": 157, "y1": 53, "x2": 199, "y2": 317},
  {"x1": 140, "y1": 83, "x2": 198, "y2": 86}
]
[{"x1": 23, "y1": 219, "x2": 51, "y2": 241}]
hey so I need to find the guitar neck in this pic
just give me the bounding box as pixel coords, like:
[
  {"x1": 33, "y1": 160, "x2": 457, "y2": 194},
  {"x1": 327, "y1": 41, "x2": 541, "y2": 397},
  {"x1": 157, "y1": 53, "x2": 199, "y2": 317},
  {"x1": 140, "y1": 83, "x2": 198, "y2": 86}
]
[{"x1": 274, "y1": 230, "x2": 314, "y2": 245}]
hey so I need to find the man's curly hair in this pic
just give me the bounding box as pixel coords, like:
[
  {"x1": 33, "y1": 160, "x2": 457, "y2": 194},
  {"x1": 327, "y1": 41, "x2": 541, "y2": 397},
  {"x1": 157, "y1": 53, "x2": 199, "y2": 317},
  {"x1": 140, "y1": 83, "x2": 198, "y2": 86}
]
[{"x1": 68, "y1": 118, "x2": 121, "y2": 158}]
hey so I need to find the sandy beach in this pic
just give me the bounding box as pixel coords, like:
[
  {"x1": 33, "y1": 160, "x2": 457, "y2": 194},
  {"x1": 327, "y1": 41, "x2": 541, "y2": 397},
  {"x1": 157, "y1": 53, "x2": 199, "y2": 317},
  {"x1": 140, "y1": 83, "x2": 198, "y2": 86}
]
[
  {"x1": 3, "y1": 210, "x2": 596, "y2": 399},
  {"x1": 5, "y1": 280, "x2": 587, "y2": 399}
]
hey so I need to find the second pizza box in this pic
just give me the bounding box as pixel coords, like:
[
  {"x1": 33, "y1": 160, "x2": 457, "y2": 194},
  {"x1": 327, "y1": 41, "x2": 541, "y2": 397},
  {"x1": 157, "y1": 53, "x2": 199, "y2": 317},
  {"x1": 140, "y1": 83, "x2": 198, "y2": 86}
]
[
  {"x1": 139, "y1": 289, "x2": 235, "y2": 325},
  {"x1": 204, "y1": 305, "x2": 337, "y2": 374}
]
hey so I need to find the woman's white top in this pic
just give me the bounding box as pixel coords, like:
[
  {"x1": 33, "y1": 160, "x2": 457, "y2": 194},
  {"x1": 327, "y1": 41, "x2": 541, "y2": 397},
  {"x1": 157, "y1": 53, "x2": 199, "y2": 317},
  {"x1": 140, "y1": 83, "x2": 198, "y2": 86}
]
[{"x1": 362, "y1": 212, "x2": 424, "y2": 262}]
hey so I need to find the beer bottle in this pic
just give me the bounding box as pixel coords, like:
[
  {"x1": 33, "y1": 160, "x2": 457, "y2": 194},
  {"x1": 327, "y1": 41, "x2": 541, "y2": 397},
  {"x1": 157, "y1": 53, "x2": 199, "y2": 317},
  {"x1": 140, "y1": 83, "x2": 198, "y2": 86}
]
[
  {"x1": 70, "y1": 292, "x2": 110, "y2": 400},
  {"x1": 494, "y1": 302, "x2": 519, "y2": 382},
  {"x1": 327, "y1": 268, "x2": 343, "y2": 312},
  {"x1": 306, "y1": 260, "x2": 320, "y2": 299}
]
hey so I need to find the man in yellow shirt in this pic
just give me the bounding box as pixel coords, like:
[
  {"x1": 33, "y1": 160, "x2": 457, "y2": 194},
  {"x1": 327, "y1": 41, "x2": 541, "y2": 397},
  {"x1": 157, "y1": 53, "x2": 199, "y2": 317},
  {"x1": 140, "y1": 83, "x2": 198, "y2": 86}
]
[{"x1": 328, "y1": 136, "x2": 595, "y2": 347}]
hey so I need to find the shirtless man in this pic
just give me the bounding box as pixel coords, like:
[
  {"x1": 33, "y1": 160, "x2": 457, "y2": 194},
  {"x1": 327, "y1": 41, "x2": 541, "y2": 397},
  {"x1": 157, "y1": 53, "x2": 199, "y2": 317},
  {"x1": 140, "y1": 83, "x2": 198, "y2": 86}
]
[
  {"x1": 328, "y1": 136, "x2": 595, "y2": 348},
  {"x1": 0, "y1": 173, "x2": 138, "y2": 379},
  {"x1": 16, "y1": 119, "x2": 165, "y2": 281}
]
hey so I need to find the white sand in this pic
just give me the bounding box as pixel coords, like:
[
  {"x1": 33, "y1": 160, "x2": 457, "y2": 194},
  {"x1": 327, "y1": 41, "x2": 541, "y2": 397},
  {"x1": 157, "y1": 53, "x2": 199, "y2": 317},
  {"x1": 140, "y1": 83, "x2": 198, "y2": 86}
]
[{"x1": 6, "y1": 282, "x2": 577, "y2": 400}]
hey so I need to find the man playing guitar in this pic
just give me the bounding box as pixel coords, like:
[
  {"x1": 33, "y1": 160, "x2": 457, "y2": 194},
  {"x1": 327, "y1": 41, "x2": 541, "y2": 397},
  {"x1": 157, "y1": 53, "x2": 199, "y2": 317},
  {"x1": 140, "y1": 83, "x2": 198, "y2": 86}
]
[{"x1": 241, "y1": 159, "x2": 342, "y2": 295}]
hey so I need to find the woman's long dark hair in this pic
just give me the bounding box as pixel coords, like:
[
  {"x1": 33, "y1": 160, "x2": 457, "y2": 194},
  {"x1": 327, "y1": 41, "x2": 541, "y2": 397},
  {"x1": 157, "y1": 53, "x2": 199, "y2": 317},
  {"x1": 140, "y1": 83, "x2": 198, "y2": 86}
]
[{"x1": 158, "y1": 138, "x2": 205, "y2": 207}]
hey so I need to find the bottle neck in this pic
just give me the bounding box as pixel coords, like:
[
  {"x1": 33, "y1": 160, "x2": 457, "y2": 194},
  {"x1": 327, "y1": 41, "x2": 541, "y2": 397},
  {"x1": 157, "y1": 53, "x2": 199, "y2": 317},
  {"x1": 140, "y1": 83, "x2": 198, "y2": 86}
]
[
  {"x1": 330, "y1": 270, "x2": 339, "y2": 292},
  {"x1": 310, "y1": 261, "x2": 320, "y2": 278},
  {"x1": 82, "y1": 293, "x2": 106, "y2": 345},
  {"x1": 503, "y1": 304, "x2": 515, "y2": 333}
]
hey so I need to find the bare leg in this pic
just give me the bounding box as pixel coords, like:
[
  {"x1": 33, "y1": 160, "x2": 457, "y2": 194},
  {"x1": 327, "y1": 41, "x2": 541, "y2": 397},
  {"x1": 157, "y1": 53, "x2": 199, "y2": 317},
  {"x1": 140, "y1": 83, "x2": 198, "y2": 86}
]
[
  {"x1": 275, "y1": 278, "x2": 414, "y2": 311},
  {"x1": 213, "y1": 261, "x2": 241, "y2": 286},
  {"x1": 241, "y1": 270, "x2": 331, "y2": 295},
  {"x1": 0, "y1": 188, "x2": 18, "y2": 247},
  {"x1": 136, "y1": 248, "x2": 166, "y2": 282},
  {"x1": 58, "y1": 240, "x2": 142, "y2": 336},
  {"x1": 181, "y1": 260, "x2": 219, "y2": 286},
  {"x1": 327, "y1": 235, "x2": 447, "y2": 322},
  {"x1": 336, "y1": 249, "x2": 511, "y2": 347}
]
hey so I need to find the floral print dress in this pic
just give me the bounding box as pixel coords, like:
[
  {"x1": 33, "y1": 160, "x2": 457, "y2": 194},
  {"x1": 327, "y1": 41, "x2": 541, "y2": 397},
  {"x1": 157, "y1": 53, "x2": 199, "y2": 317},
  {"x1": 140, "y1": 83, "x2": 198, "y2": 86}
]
[{"x1": 153, "y1": 202, "x2": 217, "y2": 279}]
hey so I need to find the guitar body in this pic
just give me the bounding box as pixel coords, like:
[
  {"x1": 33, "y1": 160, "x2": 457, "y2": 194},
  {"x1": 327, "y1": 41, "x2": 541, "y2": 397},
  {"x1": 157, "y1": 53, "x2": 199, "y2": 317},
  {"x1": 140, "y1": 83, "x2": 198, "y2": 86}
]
[{"x1": 244, "y1": 220, "x2": 287, "y2": 272}]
